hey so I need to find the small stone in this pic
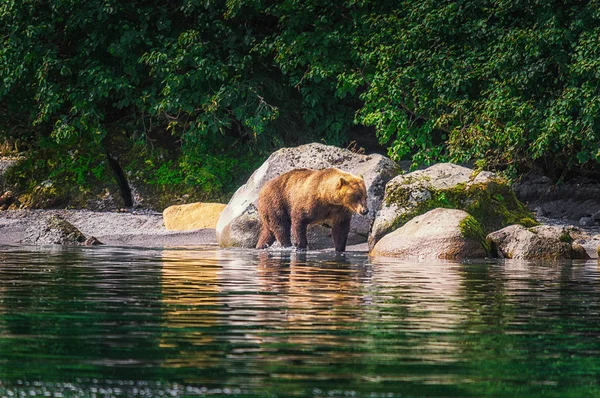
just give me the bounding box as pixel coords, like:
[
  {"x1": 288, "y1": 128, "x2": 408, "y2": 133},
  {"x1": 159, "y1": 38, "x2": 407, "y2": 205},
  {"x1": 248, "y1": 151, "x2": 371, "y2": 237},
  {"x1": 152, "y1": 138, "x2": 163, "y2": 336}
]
[
  {"x1": 83, "y1": 236, "x2": 104, "y2": 246},
  {"x1": 571, "y1": 243, "x2": 591, "y2": 260},
  {"x1": 579, "y1": 216, "x2": 595, "y2": 227}
]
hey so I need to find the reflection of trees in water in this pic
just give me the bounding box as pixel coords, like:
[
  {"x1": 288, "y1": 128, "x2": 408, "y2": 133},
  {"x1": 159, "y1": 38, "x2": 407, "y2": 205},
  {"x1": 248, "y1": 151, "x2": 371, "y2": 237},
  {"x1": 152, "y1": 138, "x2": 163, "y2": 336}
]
[
  {"x1": 365, "y1": 259, "x2": 467, "y2": 375},
  {"x1": 0, "y1": 247, "x2": 164, "y2": 381},
  {"x1": 455, "y1": 261, "x2": 600, "y2": 395}
]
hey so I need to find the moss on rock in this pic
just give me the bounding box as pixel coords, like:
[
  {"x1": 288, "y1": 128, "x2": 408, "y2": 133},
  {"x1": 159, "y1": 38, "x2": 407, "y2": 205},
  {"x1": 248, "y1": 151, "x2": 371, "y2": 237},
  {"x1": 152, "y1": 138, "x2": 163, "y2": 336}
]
[
  {"x1": 459, "y1": 215, "x2": 490, "y2": 253},
  {"x1": 386, "y1": 180, "x2": 535, "y2": 236},
  {"x1": 371, "y1": 164, "x2": 537, "y2": 248}
]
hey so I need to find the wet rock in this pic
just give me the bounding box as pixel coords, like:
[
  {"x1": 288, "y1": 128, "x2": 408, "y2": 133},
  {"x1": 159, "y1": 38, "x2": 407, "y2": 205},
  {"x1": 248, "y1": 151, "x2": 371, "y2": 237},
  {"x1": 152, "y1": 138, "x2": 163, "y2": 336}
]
[
  {"x1": 369, "y1": 163, "x2": 535, "y2": 249},
  {"x1": 23, "y1": 215, "x2": 87, "y2": 245},
  {"x1": 569, "y1": 229, "x2": 600, "y2": 259},
  {"x1": 216, "y1": 143, "x2": 400, "y2": 248},
  {"x1": 83, "y1": 236, "x2": 104, "y2": 246},
  {"x1": 163, "y1": 202, "x2": 226, "y2": 231},
  {"x1": 370, "y1": 208, "x2": 488, "y2": 260},
  {"x1": 486, "y1": 224, "x2": 589, "y2": 260}
]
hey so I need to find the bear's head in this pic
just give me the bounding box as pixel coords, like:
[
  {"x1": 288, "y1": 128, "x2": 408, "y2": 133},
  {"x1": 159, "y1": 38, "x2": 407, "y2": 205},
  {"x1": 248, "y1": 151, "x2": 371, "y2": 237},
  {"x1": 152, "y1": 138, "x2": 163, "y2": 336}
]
[{"x1": 336, "y1": 174, "x2": 368, "y2": 216}]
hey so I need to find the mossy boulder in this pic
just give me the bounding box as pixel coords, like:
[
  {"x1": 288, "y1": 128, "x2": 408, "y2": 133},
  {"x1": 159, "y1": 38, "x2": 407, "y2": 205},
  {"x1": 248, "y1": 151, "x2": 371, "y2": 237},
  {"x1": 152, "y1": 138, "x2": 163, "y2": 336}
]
[
  {"x1": 369, "y1": 163, "x2": 536, "y2": 249},
  {"x1": 487, "y1": 225, "x2": 590, "y2": 260},
  {"x1": 370, "y1": 208, "x2": 488, "y2": 259}
]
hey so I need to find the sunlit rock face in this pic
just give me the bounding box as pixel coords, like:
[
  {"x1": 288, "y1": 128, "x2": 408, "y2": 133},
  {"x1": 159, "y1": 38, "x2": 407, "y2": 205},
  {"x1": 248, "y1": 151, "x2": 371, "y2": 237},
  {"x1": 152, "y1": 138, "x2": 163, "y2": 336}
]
[
  {"x1": 163, "y1": 202, "x2": 226, "y2": 231},
  {"x1": 216, "y1": 143, "x2": 399, "y2": 249}
]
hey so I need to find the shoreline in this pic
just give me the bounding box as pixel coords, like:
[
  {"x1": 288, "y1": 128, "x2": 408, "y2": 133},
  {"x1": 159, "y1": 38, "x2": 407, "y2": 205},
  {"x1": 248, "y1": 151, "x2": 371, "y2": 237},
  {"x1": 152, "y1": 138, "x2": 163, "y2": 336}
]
[
  {"x1": 0, "y1": 209, "x2": 371, "y2": 252},
  {"x1": 0, "y1": 208, "x2": 597, "y2": 256}
]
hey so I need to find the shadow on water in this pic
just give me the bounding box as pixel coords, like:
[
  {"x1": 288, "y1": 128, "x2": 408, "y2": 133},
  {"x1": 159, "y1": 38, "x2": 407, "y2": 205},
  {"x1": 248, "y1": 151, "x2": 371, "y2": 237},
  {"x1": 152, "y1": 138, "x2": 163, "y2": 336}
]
[{"x1": 0, "y1": 245, "x2": 599, "y2": 397}]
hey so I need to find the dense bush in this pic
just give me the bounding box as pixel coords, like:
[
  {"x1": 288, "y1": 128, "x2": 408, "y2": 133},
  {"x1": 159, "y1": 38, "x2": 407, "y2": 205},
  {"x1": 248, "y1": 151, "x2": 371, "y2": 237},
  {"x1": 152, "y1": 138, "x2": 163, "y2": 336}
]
[{"x1": 1, "y1": 0, "x2": 599, "y2": 208}]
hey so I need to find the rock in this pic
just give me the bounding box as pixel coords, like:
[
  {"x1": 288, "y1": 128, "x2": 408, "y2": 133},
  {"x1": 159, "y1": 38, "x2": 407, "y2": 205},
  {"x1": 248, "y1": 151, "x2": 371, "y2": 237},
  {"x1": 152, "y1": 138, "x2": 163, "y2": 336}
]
[
  {"x1": 216, "y1": 143, "x2": 400, "y2": 248},
  {"x1": 370, "y1": 208, "x2": 488, "y2": 260},
  {"x1": 569, "y1": 229, "x2": 600, "y2": 259},
  {"x1": 579, "y1": 216, "x2": 595, "y2": 227},
  {"x1": 163, "y1": 202, "x2": 226, "y2": 231},
  {"x1": 23, "y1": 215, "x2": 87, "y2": 245},
  {"x1": 571, "y1": 243, "x2": 588, "y2": 259},
  {"x1": 486, "y1": 224, "x2": 589, "y2": 260},
  {"x1": 83, "y1": 236, "x2": 104, "y2": 246},
  {"x1": 369, "y1": 163, "x2": 535, "y2": 249}
]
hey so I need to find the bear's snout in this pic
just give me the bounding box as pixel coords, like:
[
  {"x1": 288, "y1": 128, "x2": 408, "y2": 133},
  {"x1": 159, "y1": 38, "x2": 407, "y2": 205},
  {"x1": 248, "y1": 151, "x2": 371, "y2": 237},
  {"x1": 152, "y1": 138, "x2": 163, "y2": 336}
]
[{"x1": 359, "y1": 207, "x2": 369, "y2": 216}]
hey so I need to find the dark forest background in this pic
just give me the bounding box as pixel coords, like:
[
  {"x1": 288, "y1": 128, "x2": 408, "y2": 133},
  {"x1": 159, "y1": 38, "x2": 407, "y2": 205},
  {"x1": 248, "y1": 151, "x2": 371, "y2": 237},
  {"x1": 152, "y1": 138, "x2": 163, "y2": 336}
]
[{"x1": 2, "y1": 0, "x2": 600, "y2": 208}]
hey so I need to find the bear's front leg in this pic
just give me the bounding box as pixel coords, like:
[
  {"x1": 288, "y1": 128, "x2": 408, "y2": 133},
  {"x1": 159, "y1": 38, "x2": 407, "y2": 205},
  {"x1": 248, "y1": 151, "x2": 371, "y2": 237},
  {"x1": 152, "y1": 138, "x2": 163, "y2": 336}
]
[
  {"x1": 332, "y1": 217, "x2": 351, "y2": 252},
  {"x1": 292, "y1": 219, "x2": 309, "y2": 250}
]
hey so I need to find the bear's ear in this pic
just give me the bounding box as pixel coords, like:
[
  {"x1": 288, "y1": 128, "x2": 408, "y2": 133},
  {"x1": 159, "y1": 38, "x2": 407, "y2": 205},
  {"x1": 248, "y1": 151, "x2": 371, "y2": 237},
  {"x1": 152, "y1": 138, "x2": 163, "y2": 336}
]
[{"x1": 337, "y1": 177, "x2": 348, "y2": 189}]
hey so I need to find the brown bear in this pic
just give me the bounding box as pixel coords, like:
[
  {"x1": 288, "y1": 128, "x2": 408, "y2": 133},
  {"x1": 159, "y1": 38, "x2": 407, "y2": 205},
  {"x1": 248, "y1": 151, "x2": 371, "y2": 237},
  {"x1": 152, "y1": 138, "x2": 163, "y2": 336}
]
[{"x1": 256, "y1": 168, "x2": 368, "y2": 252}]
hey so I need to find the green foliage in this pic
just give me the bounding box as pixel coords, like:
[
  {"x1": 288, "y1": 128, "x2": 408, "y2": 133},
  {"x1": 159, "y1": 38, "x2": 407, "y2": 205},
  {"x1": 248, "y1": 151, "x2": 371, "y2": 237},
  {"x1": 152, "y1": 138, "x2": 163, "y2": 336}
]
[
  {"x1": 123, "y1": 140, "x2": 256, "y2": 207},
  {"x1": 2, "y1": 0, "x2": 600, "y2": 208},
  {"x1": 4, "y1": 138, "x2": 114, "y2": 208},
  {"x1": 349, "y1": 1, "x2": 600, "y2": 172}
]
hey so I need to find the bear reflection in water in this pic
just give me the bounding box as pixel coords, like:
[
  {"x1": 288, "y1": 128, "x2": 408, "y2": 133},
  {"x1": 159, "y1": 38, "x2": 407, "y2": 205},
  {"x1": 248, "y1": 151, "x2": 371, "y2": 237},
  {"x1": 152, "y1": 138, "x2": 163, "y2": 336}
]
[{"x1": 256, "y1": 168, "x2": 368, "y2": 252}]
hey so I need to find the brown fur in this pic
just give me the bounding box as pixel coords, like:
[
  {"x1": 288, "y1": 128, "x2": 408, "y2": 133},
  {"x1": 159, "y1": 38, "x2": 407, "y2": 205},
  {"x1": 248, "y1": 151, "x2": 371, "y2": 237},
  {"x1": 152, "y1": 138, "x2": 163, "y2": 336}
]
[{"x1": 256, "y1": 168, "x2": 368, "y2": 252}]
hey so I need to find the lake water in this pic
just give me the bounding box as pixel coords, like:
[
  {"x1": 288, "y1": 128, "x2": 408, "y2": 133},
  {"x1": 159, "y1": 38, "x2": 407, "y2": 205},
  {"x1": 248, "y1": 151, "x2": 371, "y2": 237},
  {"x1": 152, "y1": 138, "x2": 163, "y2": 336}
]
[{"x1": 0, "y1": 245, "x2": 599, "y2": 397}]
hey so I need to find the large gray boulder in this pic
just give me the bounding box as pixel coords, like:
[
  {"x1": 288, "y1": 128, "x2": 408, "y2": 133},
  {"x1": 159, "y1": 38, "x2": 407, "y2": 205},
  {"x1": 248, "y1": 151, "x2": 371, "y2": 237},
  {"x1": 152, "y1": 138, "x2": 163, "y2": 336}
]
[
  {"x1": 486, "y1": 224, "x2": 589, "y2": 260},
  {"x1": 369, "y1": 163, "x2": 536, "y2": 249},
  {"x1": 216, "y1": 143, "x2": 400, "y2": 248},
  {"x1": 370, "y1": 208, "x2": 488, "y2": 260}
]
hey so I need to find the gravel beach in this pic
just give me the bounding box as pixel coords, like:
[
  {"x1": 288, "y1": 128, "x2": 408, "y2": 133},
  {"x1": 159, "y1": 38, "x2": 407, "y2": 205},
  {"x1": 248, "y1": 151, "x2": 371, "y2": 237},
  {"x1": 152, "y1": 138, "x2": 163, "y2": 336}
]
[{"x1": 0, "y1": 209, "x2": 218, "y2": 248}]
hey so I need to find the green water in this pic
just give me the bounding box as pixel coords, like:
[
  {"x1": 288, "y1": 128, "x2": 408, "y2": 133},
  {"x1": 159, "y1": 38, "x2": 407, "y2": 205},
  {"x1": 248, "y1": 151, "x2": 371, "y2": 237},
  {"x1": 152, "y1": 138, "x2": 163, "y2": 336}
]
[{"x1": 0, "y1": 245, "x2": 599, "y2": 397}]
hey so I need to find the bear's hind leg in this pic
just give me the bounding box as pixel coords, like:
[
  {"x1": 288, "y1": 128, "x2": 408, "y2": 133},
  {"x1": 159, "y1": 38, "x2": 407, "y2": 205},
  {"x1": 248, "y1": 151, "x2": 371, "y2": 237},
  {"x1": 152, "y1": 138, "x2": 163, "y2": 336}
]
[
  {"x1": 256, "y1": 225, "x2": 275, "y2": 249},
  {"x1": 272, "y1": 213, "x2": 292, "y2": 247}
]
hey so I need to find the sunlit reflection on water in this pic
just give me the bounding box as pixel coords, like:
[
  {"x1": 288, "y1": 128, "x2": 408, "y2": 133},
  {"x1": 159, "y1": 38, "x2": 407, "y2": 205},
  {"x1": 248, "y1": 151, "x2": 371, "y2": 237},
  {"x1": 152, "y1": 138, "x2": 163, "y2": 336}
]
[{"x1": 0, "y1": 245, "x2": 599, "y2": 397}]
